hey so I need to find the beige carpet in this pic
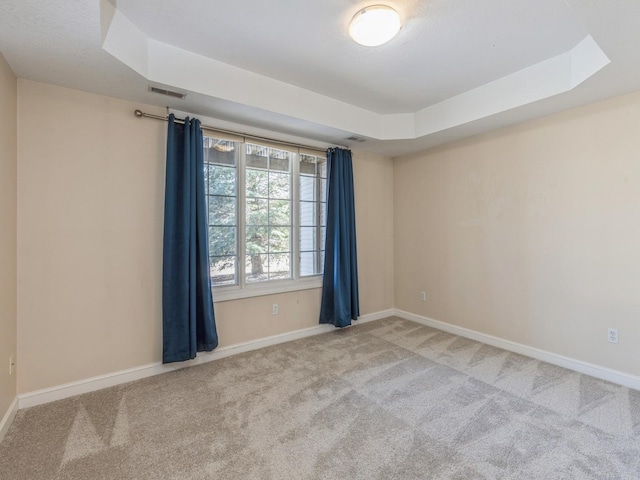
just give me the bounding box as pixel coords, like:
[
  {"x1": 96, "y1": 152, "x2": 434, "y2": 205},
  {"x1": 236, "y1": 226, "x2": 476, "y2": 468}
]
[{"x1": 2, "y1": 316, "x2": 640, "y2": 479}]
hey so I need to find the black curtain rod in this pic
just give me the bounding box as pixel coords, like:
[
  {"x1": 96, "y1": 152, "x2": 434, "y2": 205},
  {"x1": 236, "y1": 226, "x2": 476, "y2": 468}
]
[{"x1": 134, "y1": 109, "x2": 348, "y2": 152}]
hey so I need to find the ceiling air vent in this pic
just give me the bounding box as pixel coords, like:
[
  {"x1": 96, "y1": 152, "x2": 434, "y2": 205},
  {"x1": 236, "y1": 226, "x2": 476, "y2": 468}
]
[
  {"x1": 346, "y1": 135, "x2": 367, "y2": 143},
  {"x1": 149, "y1": 86, "x2": 187, "y2": 99}
]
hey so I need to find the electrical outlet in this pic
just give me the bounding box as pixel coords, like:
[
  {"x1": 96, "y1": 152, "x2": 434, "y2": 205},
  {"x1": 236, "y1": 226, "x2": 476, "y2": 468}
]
[
  {"x1": 9, "y1": 355, "x2": 14, "y2": 376},
  {"x1": 272, "y1": 304, "x2": 279, "y2": 315},
  {"x1": 420, "y1": 291, "x2": 426, "y2": 302},
  {"x1": 608, "y1": 328, "x2": 619, "y2": 344}
]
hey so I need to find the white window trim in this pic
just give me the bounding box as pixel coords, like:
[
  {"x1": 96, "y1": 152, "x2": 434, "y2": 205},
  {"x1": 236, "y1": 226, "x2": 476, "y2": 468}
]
[
  {"x1": 213, "y1": 275, "x2": 323, "y2": 302},
  {"x1": 207, "y1": 136, "x2": 326, "y2": 302}
]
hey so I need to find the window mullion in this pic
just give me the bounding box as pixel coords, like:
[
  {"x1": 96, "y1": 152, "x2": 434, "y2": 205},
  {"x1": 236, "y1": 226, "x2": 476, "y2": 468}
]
[
  {"x1": 238, "y1": 145, "x2": 247, "y2": 288},
  {"x1": 292, "y1": 153, "x2": 300, "y2": 281},
  {"x1": 316, "y1": 173, "x2": 322, "y2": 275}
]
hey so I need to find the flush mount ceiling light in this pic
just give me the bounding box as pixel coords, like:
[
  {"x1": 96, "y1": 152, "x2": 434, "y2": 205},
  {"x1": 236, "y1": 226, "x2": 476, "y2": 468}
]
[{"x1": 349, "y1": 5, "x2": 401, "y2": 47}]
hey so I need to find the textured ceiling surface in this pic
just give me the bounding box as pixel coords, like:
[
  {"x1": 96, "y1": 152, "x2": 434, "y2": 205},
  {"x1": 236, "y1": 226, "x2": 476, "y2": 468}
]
[
  {"x1": 1, "y1": 0, "x2": 640, "y2": 156},
  {"x1": 112, "y1": 0, "x2": 586, "y2": 113}
]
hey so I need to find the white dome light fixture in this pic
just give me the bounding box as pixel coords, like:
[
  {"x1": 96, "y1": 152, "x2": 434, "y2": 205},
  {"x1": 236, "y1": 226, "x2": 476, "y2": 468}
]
[{"x1": 349, "y1": 5, "x2": 401, "y2": 47}]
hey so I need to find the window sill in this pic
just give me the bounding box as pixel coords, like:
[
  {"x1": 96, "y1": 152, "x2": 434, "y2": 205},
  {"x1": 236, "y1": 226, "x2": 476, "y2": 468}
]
[{"x1": 212, "y1": 276, "x2": 323, "y2": 302}]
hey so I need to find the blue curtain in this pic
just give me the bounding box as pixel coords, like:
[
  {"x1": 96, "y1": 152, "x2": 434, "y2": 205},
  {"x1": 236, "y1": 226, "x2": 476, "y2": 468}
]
[
  {"x1": 320, "y1": 147, "x2": 360, "y2": 327},
  {"x1": 162, "y1": 114, "x2": 218, "y2": 363}
]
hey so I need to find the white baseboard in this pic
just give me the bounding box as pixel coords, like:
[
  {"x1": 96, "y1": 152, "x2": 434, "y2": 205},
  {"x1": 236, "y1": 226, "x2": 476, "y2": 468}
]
[
  {"x1": 0, "y1": 397, "x2": 19, "y2": 443},
  {"x1": 357, "y1": 309, "x2": 395, "y2": 324},
  {"x1": 18, "y1": 310, "x2": 391, "y2": 409},
  {"x1": 394, "y1": 309, "x2": 640, "y2": 391},
  {"x1": 13, "y1": 308, "x2": 640, "y2": 413}
]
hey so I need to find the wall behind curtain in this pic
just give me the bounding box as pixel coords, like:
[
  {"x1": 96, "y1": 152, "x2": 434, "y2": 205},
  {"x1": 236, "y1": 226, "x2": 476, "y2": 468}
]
[
  {"x1": 394, "y1": 90, "x2": 640, "y2": 377},
  {"x1": 0, "y1": 54, "x2": 18, "y2": 419},
  {"x1": 16, "y1": 80, "x2": 395, "y2": 394}
]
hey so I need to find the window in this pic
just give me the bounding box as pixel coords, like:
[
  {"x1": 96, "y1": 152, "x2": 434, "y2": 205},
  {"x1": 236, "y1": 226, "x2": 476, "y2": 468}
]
[
  {"x1": 245, "y1": 143, "x2": 292, "y2": 283},
  {"x1": 204, "y1": 135, "x2": 327, "y2": 300},
  {"x1": 205, "y1": 137, "x2": 238, "y2": 286},
  {"x1": 299, "y1": 154, "x2": 327, "y2": 277}
]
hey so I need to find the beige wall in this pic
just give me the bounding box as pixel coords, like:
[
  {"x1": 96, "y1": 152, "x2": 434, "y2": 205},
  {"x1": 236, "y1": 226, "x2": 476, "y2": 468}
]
[
  {"x1": 215, "y1": 289, "x2": 322, "y2": 347},
  {"x1": 16, "y1": 80, "x2": 394, "y2": 393},
  {"x1": 0, "y1": 54, "x2": 17, "y2": 416},
  {"x1": 17, "y1": 80, "x2": 167, "y2": 393},
  {"x1": 353, "y1": 150, "x2": 394, "y2": 315},
  {"x1": 394, "y1": 90, "x2": 640, "y2": 376}
]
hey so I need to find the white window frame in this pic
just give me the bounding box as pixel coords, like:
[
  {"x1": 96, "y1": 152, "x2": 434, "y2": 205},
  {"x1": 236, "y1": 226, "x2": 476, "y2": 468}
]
[{"x1": 208, "y1": 137, "x2": 325, "y2": 302}]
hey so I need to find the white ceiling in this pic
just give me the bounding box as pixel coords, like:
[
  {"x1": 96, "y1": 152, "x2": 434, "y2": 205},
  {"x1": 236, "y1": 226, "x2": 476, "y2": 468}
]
[{"x1": 1, "y1": 0, "x2": 640, "y2": 156}]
